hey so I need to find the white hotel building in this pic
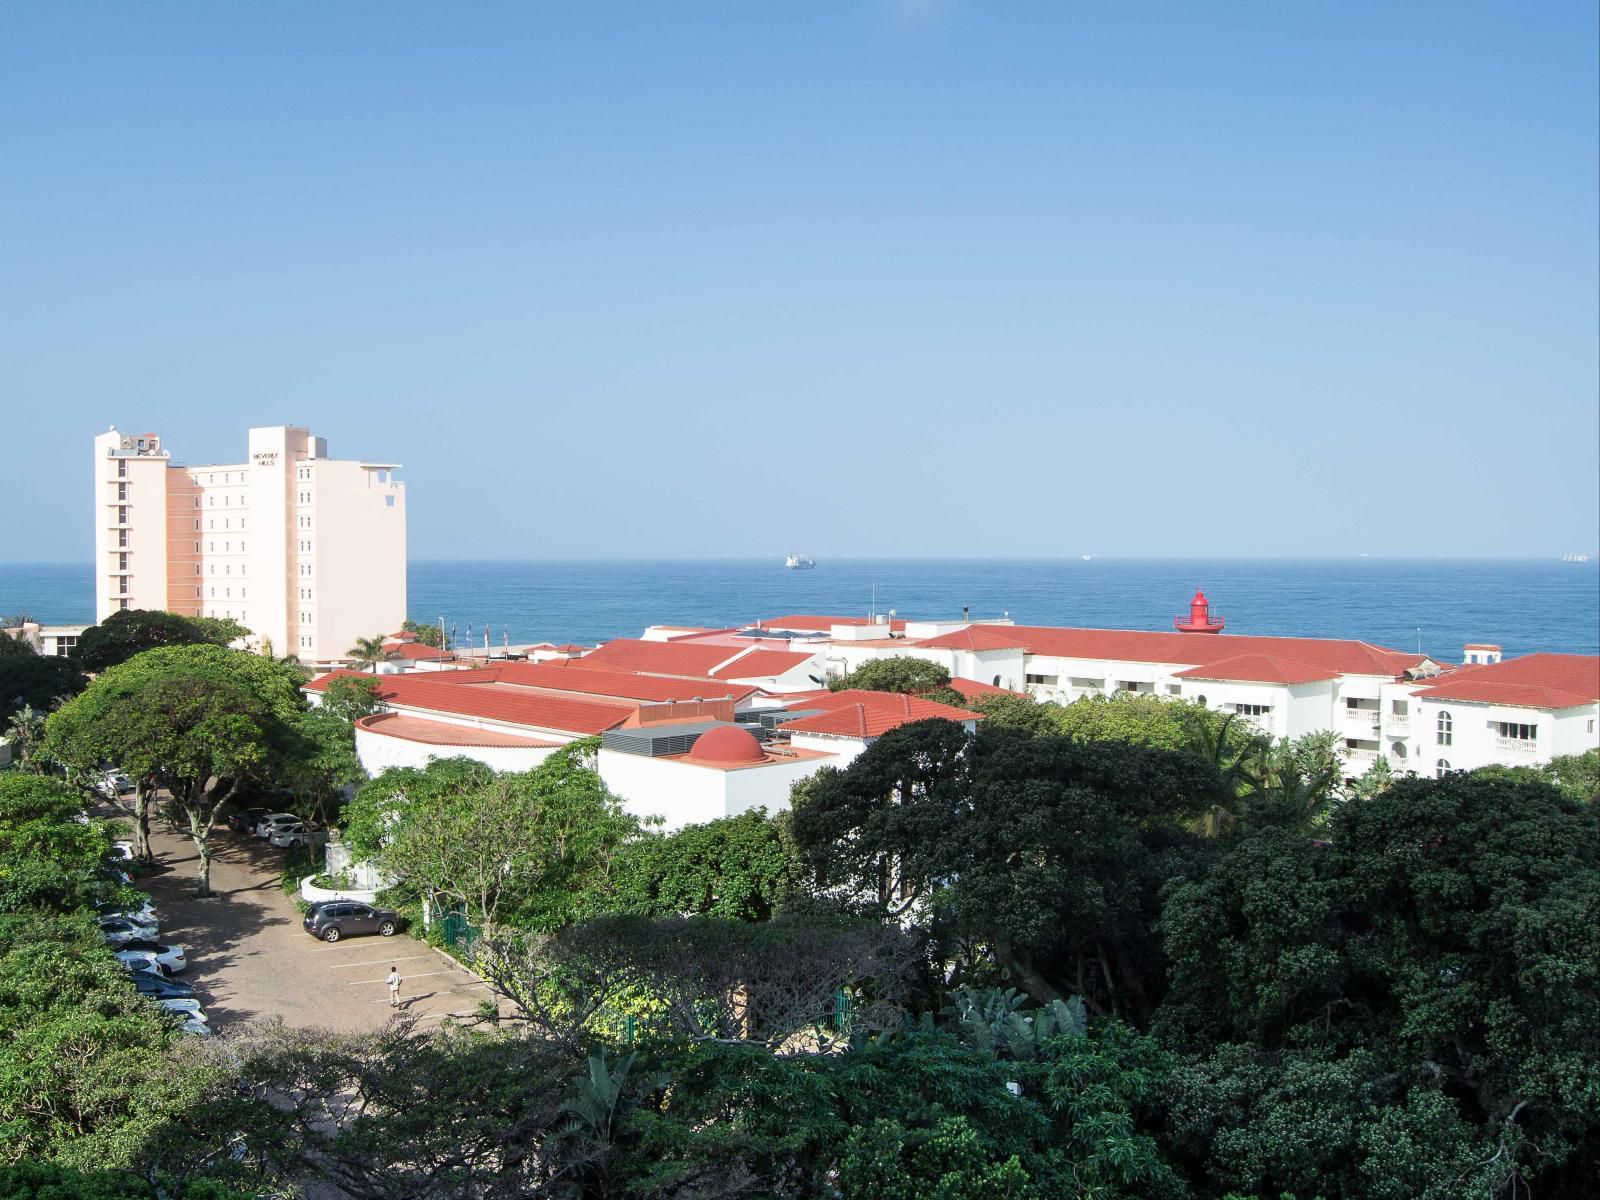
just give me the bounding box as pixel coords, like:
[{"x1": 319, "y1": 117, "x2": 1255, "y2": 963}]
[{"x1": 92, "y1": 425, "x2": 406, "y2": 667}]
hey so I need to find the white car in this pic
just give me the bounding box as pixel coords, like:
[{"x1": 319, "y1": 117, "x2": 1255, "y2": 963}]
[
  {"x1": 98, "y1": 896, "x2": 157, "y2": 921},
  {"x1": 116, "y1": 940, "x2": 187, "y2": 973},
  {"x1": 99, "y1": 914, "x2": 160, "y2": 944},
  {"x1": 110, "y1": 840, "x2": 136, "y2": 862},
  {"x1": 116, "y1": 949, "x2": 171, "y2": 977},
  {"x1": 157, "y1": 997, "x2": 207, "y2": 1022},
  {"x1": 254, "y1": 812, "x2": 300, "y2": 839}
]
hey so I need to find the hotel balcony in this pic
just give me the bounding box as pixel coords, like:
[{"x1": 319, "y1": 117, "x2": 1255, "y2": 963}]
[
  {"x1": 1343, "y1": 708, "x2": 1381, "y2": 730},
  {"x1": 1387, "y1": 712, "x2": 1410, "y2": 732},
  {"x1": 1495, "y1": 736, "x2": 1538, "y2": 754}
]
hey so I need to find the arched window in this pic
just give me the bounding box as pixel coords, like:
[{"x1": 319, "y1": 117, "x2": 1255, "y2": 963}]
[
  {"x1": 1436, "y1": 759, "x2": 1452, "y2": 777},
  {"x1": 1436, "y1": 710, "x2": 1453, "y2": 746},
  {"x1": 992, "y1": 675, "x2": 1002, "y2": 687},
  {"x1": 1392, "y1": 742, "x2": 1407, "y2": 759}
]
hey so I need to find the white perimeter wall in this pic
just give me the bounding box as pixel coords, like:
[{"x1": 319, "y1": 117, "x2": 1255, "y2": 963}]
[{"x1": 355, "y1": 726, "x2": 558, "y2": 775}]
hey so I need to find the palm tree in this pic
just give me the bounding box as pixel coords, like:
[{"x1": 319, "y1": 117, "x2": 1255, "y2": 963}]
[{"x1": 347, "y1": 635, "x2": 390, "y2": 673}]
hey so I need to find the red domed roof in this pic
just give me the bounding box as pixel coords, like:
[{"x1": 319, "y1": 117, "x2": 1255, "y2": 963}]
[{"x1": 688, "y1": 725, "x2": 765, "y2": 766}]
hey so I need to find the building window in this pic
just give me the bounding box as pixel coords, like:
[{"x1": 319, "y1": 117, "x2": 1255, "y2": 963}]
[
  {"x1": 1233, "y1": 703, "x2": 1271, "y2": 717},
  {"x1": 118, "y1": 552, "x2": 128, "y2": 570},
  {"x1": 118, "y1": 529, "x2": 127, "y2": 548},
  {"x1": 118, "y1": 576, "x2": 127, "y2": 594},
  {"x1": 116, "y1": 482, "x2": 127, "y2": 500},
  {"x1": 1590, "y1": 719, "x2": 1597, "y2": 734},
  {"x1": 117, "y1": 505, "x2": 127, "y2": 523},
  {"x1": 54, "y1": 636, "x2": 77, "y2": 656},
  {"x1": 118, "y1": 598, "x2": 130, "y2": 611},
  {"x1": 209, "y1": 587, "x2": 215, "y2": 598},
  {"x1": 193, "y1": 497, "x2": 199, "y2": 508},
  {"x1": 1494, "y1": 721, "x2": 1537, "y2": 742},
  {"x1": 195, "y1": 565, "x2": 200, "y2": 575},
  {"x1": 117, "y1": 459, "x2": 126, "y2": 478},
  {"x1": 1436, "y1": 760, "x2": 1452, "y2": 777},
  {"x1": 1436, "y1": 711, "x2": 1453, "y2": 746},
  {"x1": 385, "y1": 495, "x2": 396, "y2": 508}
]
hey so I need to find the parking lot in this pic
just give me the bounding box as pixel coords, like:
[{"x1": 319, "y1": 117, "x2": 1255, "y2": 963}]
[{"x1": 120, "y1": 810, "x2": 495, "y2": 1034}]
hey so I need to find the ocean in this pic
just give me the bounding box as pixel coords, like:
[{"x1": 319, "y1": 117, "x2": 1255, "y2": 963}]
[{"x1": 2, "y1": 558, "x2": 1596, "y2": 660}]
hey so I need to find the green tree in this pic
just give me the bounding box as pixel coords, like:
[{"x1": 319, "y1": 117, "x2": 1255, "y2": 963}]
[
  {"x1": 964, "y1": 693, "x2": 1059, "y2": 736},
  {"x1": 320, "y1": 674, "x2": 383, "y2": 724},
  {"x1": 1157, "y1": 769, "x2": 1600, "y2": 1197},
  {"x1": 71, "y1": 610, "x2": 246, "y2": 674},
  {"x1": 400, "y1": 620, "x2": 444, "y2": 649},
  {"x1": 346, "y1": 745, "x2": 636, "y2": 938},
  {"x1": 2, "y1": 706, "x2": 52, "y2": 775},
  {"x1": 46, "y1": 646, "x2": 307, "y2": 895},
  {"x1": 0, "y1": 631, "x2": 35, "y2": 659},
  {"x1": 830, "y1": 656, "x2": 963, "y2": 705},
  {"x1": 0, "y1": 774, "x2": 115, "y2": 913},
  {"x1": 346, "y1": 635, "x2": 390, "y2": 672},
  {"x1": 0, "y1": 655, "x2": 87, "y2": 724},
  {"x1": 604, "y1": 809, "x2": 799, "y2": 921}
]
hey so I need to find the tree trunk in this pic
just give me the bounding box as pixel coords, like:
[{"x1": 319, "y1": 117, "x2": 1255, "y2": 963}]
[
  {"x1": 132, "y1": 784, "x2": 153, "y2": 863},
  {"x1": 191, "y1": 806, "x2": 214, "y2": 897},
  {"x1": 994, "y1": 935, "x2": 1062, "y2": 1005}
]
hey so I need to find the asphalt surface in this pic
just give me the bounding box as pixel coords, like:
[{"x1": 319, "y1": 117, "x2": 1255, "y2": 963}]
[{"x1": 112, "y1": 806, "x2": 494, "y2": 1034}]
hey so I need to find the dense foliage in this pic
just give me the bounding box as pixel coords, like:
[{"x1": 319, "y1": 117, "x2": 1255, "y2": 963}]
[
  {"x1": 69, "y1": 610, "x2": 249, "y2": 674},
  {"x1": 7, "y1": 635, "x2": 1597, "y2": 1198}
]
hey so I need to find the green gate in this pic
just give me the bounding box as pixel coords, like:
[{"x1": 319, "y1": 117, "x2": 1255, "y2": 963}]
[{"x1": 440, "y1": 906, "x2": 480, "y2": 953}]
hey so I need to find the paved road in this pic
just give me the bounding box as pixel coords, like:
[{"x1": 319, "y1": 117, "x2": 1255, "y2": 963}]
[{"x1": 118, "y1": 811, "x2": 494, "y2": 1034}]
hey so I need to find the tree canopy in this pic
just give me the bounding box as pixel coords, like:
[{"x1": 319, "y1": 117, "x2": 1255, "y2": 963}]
[
  {"x1": 70, "y1": 610, "x2": 250, "y2": 674},
  {"x1": 0, "y1": 654, "x2": 87, "y2": 723}
]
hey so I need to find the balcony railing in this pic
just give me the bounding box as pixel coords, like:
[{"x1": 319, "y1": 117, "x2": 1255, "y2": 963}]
[
  {"x1": 1495, "y1": 737, "x2": 1538, "y2": 754},
  {"x1": 1344, "y1": 708, "x2": 1381, "y2": 726},
  {"x1": 1387, "y1": 713, "x2": 1410, "y2": 731}
]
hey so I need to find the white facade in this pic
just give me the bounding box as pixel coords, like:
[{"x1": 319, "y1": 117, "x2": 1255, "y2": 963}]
[
  {"x1": 598, "y1": 748, "x2": 836, "y2": 832},
  {"x1": 92, "y1": 425, "x2": 406, "y2": 667},
  {"x1": 353, "y1": 722, "x2": 559, "y2": 776}
]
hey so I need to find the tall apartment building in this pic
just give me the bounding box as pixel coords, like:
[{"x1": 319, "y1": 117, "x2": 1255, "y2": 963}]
[{"x1": 92, "y1": 425, "x2": 406, "y2": 666}]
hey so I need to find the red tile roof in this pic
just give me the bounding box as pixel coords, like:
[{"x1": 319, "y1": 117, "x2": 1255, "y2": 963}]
[
  {"x1": 380, "y1": 641, "x2": 456, "y2": 661},
  {"x1": 963, "y1": 625, "x2": 1426, "y2": 677},
  {"x1": 576, "y1": 638, "x2": 738, "y2": 677},
  {"x1": 710, "y1": 649, "x2": 820, "y2": 680},
  {"x1": 1412, "y1": 653, "x2": 1600, "y2": 710},
  {"x1": 948, "y1": 677, "x2": 1026, "y2": 699},
  {"x1": 760, "y1": 614, "x2": 907, "y2": 633},
  {"x1": 486, "y1": 660, "x2": 756, "y2": 703},
  {"x1": 914, "y1": 626, "x2": 1032, "y2": 652},
  {"x1": 355, "y1": 713, "x2": 560, "y2": 749},
  {"x1": 308, "y1": 671, "x2": 633, "y2": 735},
  {"x1": 780, "y1": 690, "x2": 980, "y2": 738},
  {"x1": 1172, "y1": 653, "x2": 1342, "y2": 685}
]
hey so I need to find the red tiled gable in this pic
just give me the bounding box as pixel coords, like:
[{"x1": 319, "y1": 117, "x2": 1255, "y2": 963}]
[
  {"x1": 381, "y1": 642, "x2": 455, "y2": 661},
  {"x1": 356, "y1": 713, "x2": 561, "y2": 749},
  {"x1": 486, "y1": 660, "x2": 756, "y2": 704},
  {"x1": 710, "y1": 649, "x2": 819, "y2": 680},
  {"x1": 1412, "y1": 653, "x2": 1600, "y2": 710},
  {"x1": 984, "y1": 625, "x2": 1425, "y2": 678},
  {"x1": 780, "y1": 689, "x2": 980, "y2": 738},
  {"x1": 308, "y1": 672, "x2": 633, "y2": 735},
  {"x1": 1172, "y1": 654, "x2": 1342, "y2": 685},
  {"x1": 948, "y1": 677, "x2": 1026, "y2": 699},
  {"x1": 577, "y1": 638, "x2": 742, "y2": 678},
  {"x1": 914, "y1": 626, "x2": 1031, "y2": 652}
]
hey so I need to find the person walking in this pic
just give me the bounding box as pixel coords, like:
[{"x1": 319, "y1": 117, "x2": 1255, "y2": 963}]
[{"x1": 387, "y1": 965, "x2": 401, "y2": 1009}]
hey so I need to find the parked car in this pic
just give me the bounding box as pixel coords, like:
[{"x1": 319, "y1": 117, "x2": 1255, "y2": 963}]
[
  {"x1": 156, "y1": 997, "x2": 207, "y2": 1022},
  {"x1": 99, "y1": 914, "x2": 161, "y2": 944},
  {"x1": 129, "y1": 969, "x2": 197, "y2": 1000},
  {"x1": 116, "y1": 939, "x2": 187, "y2": 973},
  {"x1": 269, "y1": 822, "x2": 329, "y2": 850},
  {"x1": 110, "y1": 840, "x2": 136, "y2": 862},
  {"x1": 116, "y1": 949, "x2": 171, "y2": 977},
  {"x1": 228, "y1": 807, "x2": 271, "y2": 833},
  {"x1": 97, "y1": 771, "x2": 133, "y2": 798},
  {"x1": 303, "y1": 901, "x2": 401, "y2": 942},
  {"x1": 254, "y1": 812, "x2": 301, "y2": 840},
  {"x1": 179, "y1": 1016, "x2": 211, "y2": 1036},
  {"x1": 96, "y1": 896, "x2": 157, "y2": 921}
]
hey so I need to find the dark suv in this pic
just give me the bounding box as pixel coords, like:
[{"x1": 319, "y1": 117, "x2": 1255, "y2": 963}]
[{"x1": 303, "y1": 901, "x2": 401, "y2": 943}]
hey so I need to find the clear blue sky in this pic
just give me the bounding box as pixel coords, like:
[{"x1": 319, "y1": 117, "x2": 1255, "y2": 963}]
[{"x1": 2, "y1": 2, "x2": 1595, "y2": 560}]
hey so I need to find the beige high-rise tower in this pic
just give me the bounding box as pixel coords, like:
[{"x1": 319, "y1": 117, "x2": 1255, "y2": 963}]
[{"x1": 92, "y1": 425, "x2": 407, "y2": 666}]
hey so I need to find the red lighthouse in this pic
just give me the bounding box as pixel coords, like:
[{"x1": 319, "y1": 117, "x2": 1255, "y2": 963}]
[{"x1": 1174, "y1": 589, "x2": 1225, "y2": 634}]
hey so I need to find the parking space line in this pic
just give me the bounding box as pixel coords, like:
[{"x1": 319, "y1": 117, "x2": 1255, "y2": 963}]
[
  {"x1": 328, "y1": 956, "x2": 428, "y2": 970},
  {"x1": 347, "y1": 970, "x2": 454, "y2": 986}
]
